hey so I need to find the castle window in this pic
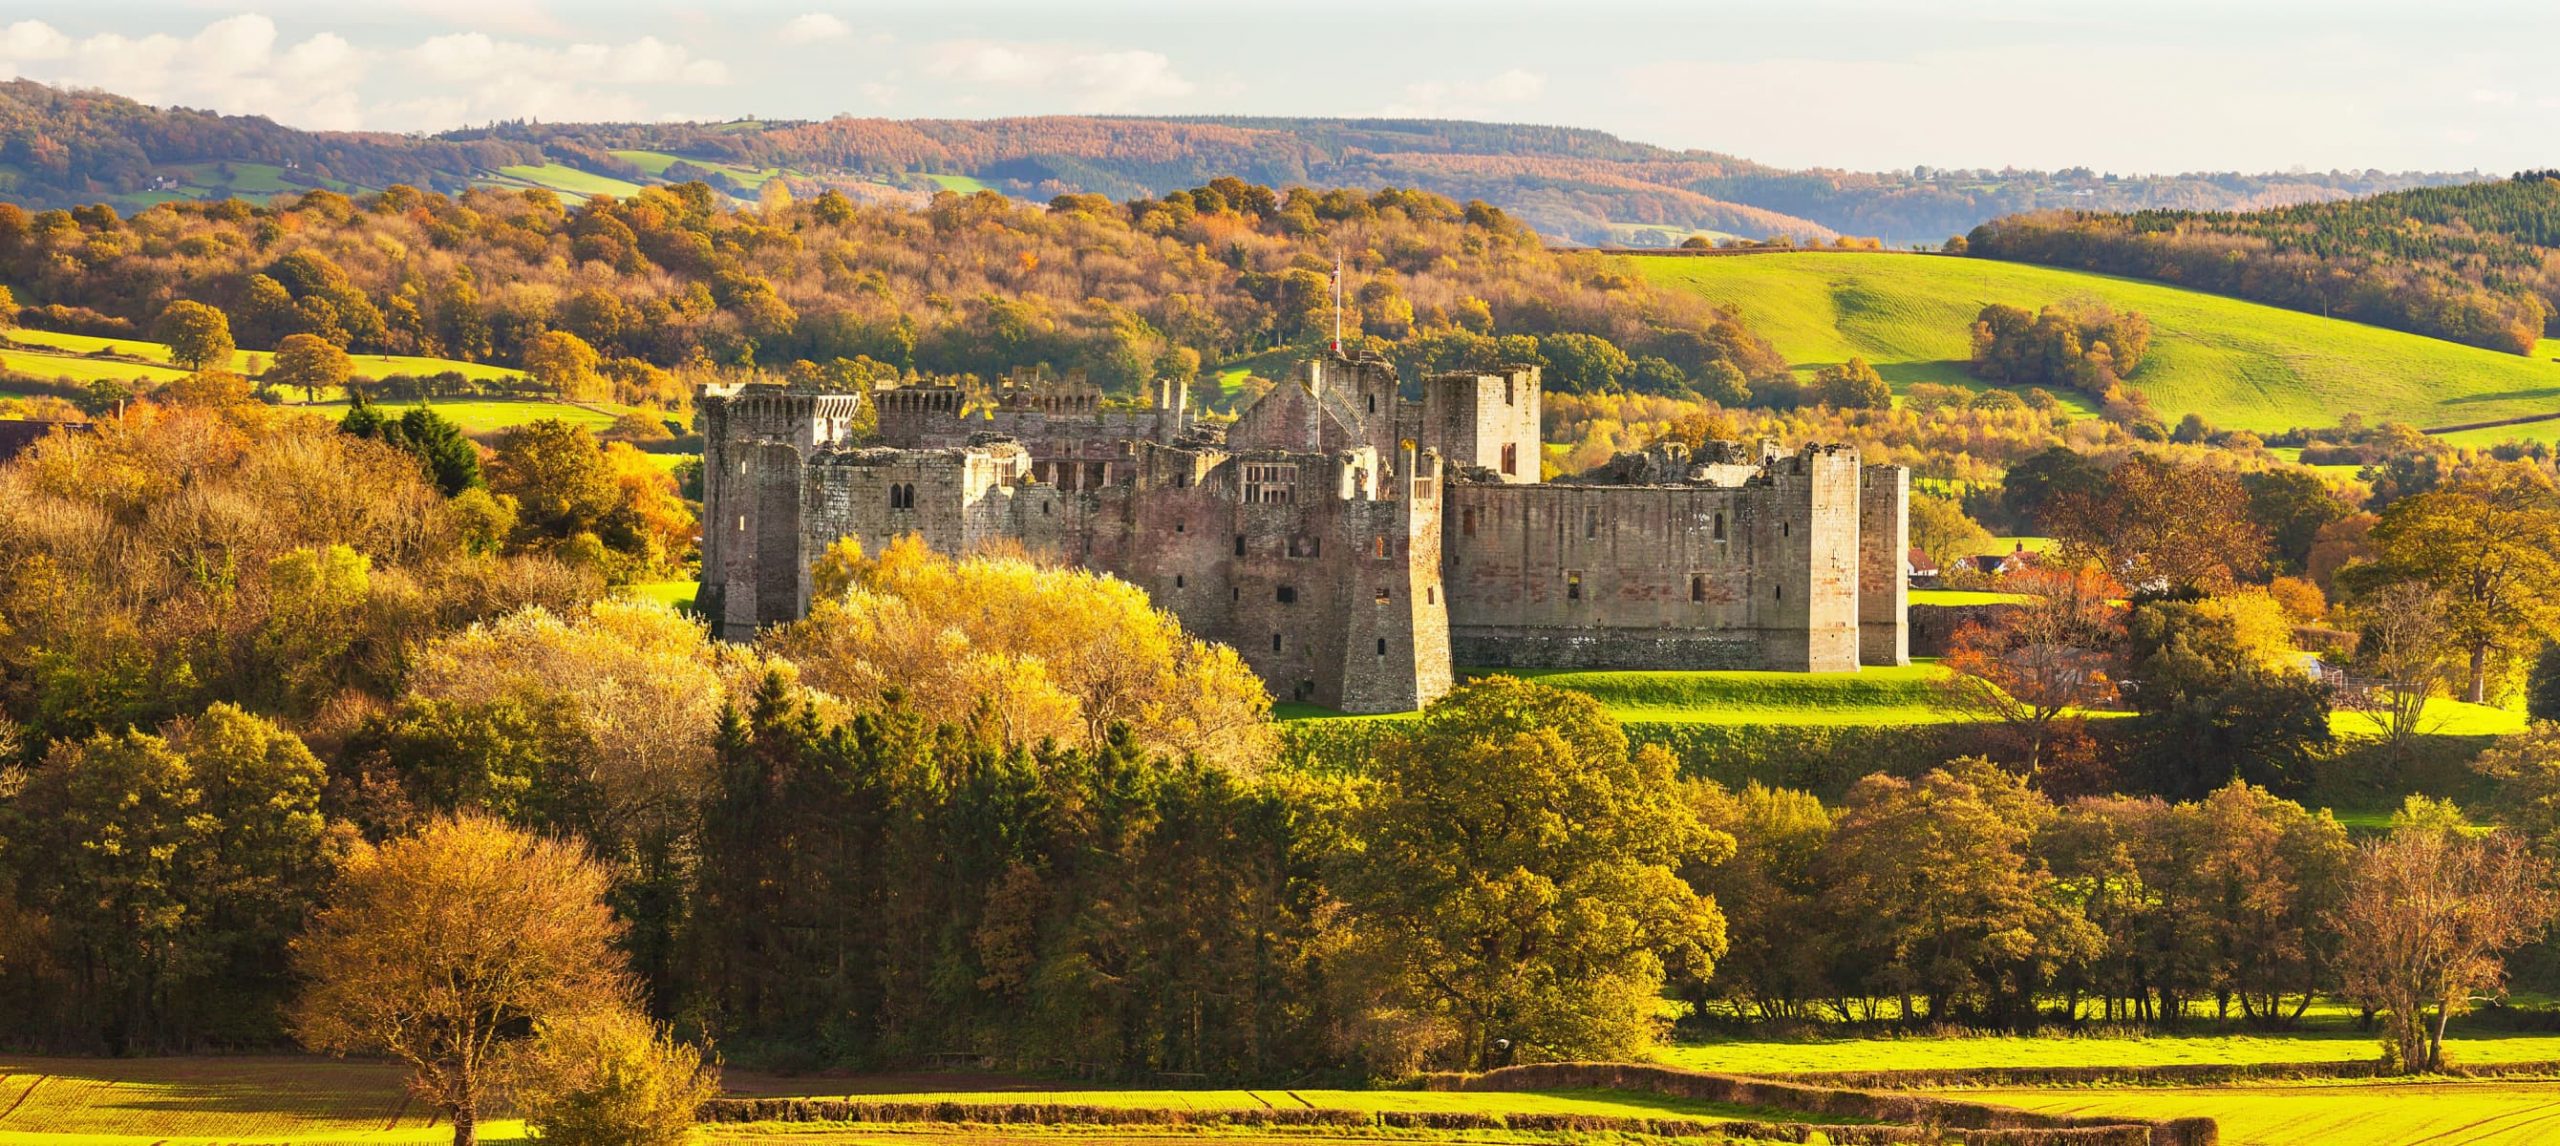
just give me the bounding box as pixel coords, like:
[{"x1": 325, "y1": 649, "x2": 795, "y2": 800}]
[
  {"x1": 737, "y1": 515, "x2": 747, "y2": 532},
  {"x1": 1714, "y1": 511, "x2": 1727, "y2": 541},
  {"x1": 1376, "y1": 586, "x2": 1392, "y2": 604},
  {"x1": 1175, "y1": 574, "x2": 1186, "y2": 589},
  {"x1": 1775, "y1": 583, "x2": 1784, "y2": 600},
  {"x1": 1500, "y1": 442, "x2": 1519, "y2": 476},
  {"x1": 1289, "y1": 535, "x2": 1320, "y2": 558},
  {"x1": 1243, "y1": 462, "x2": 1297, "y2": 504},
  {"x1": 1277, "y1": 585, "x2": 1297, "y2": 604},
  {"x1": 1233, "y1": 587, "x2": 1241, "y2": 602},
  {"x1": 1461, "y1": 508, "x2": 1477, "y2": 537},
  {"x1": 1566, "y1": 572, "x2": 1583, "y2": 601},
  {"x1": 1783, "y1": 521, "x2": 1791, "y2": 537},
  {"x1": 1042, "y1": 501, "x2": 1052, "y2": 516},
  {"x1": 1427, "y1": 586, "x2": 1436, "y2": 604},
  {"x1": 1692, "y1": 574, "x2": 1708, "y2": 603},
  {"x1": 1272, "y1": 632, "x2": 1283, "y2": 652},
  {"x1": 1175, "y1": 519, "x2": 1186, "y2": 533},
  {"x1": 1235, "y1": 534, "x2": 1247, "y2": 556},
  {"x1": 1377, "y1": 638, "x2": 1388, "y2": 656},
  {"x1": 1373, "y1": 535, "x2": 1389, "y2": 558},
  {"x1": 1366, "y1": 393, "x2": 1376, "y2": 414},
  {"x1": 1585, "y1": 507, "x2": 1599, "y2": 539}
]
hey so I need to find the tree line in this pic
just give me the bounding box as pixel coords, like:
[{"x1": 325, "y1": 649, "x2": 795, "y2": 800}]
[{"x1": 0, "y1": 175, "x2": 1790, "y2": 410}]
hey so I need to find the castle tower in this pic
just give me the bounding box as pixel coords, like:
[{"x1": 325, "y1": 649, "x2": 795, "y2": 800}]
[
  {"x1": 1332, "y1": 444, "x2": 1453, "y2": 712},
  {"x1": 695, "y1": 383, "x2": 863, "y2": 640},
  {"x1": 1858, "y1": 465, "x2": 1910, "y2": 667},
  {"x1": 1421, "y1": 365, "x2": 1541, "y2": 482}
]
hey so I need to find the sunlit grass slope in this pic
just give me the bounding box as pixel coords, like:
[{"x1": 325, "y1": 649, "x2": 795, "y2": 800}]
[
  {"x1": 1945, "y1": 1081, "x2": 2560, "y2": 1146},
  {"x1": 1638, "y1": 252, "x2": 2560, "y2": 434}
]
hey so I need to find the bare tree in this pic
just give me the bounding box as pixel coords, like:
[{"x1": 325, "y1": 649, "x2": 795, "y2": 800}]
[
  {"x1": 1936, "y1": 564, "x2": 2124, "y2": 774},
  {"x1": 2345, "y1": 582, "x2": 2458, "y2": 745},
  {"x1": 2333, "y1": 805, "x2": 2558, "y2": 1073}
]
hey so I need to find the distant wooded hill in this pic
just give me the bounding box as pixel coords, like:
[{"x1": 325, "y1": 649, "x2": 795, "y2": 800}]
[
  {"x1": 0, "y1": 80, "x2": 2479, "y2": 246},
  {"x1": 1970, "y1": 173, "x2": 2560, "y2": 354}
]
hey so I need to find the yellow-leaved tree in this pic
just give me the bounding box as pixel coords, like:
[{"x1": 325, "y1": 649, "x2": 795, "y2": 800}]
[{"x1": 769, "y1": 537, "x2": 1275, "y2": 771}]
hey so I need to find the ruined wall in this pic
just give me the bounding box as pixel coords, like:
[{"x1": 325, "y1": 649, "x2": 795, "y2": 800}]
[
  {"x1": 1439, "y1": 446, "x2": 1867, "y2": 672},
  {"x1": 1858, "y1": 465, "x2": 1911, "y2": 667}
]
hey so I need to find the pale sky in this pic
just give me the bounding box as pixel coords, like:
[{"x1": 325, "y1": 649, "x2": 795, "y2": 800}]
[{"x1": 3, "y1": 0, "x2": 2553, "y2": 175}]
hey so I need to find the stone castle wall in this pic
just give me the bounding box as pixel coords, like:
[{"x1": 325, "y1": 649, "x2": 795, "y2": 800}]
[{"x1": 697, "y1": 355, "x2": 1907, "y2": 713}]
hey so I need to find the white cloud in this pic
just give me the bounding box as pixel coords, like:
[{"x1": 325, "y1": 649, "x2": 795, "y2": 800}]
[
  {"x1": 0, "y1": 16, "x2": 373, "y2": 131},
  {"x1": 409, "y1": 33, "x2": 726, "y2": 87},
  {"x1": 923, "y1": 39, "x2": 1195, "y2": 112},
  {"x1": 1381, "y1": 68, "x2": 1547, "y2": 117},
  {"x1": 392, "y1": 0, "x2": 570, "y2": 40},
  {"x1": 781, "y1": 13, "x2": 853, "y2": 44}
]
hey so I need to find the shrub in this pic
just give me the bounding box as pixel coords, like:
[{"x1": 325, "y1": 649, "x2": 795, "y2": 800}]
[{"x1": 517, "y1": 1007, "x2": 718, "y2": 1146}]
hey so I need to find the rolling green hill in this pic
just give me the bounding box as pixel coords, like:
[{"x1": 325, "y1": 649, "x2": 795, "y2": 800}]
[{"x1": 1637, "y1": 252, "x2": 2560, "y2": 435}]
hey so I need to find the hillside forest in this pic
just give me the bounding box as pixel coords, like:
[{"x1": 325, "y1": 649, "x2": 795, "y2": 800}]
[
  {"x1": 0, "y1": 79, "x2": 2471, "y2": 246},
  {"x1": 0, "y1": 178, "x2": 1789, "y2": 408},
  {"x1": 1968, "y1": 172, "x2": 2560, "y2": 354}
]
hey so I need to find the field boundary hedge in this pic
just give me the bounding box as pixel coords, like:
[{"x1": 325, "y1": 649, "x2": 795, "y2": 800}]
[
  {"x1": 1277, "y1": 719, "x2": 1974, "y2": 793},
  {"x1": 1764, "y1": 1057, "x2": 2560, "y2": 1090},
  {"x1": 1423, "y1": 1062, "x2": 2214, "y2": 1146},
  {"x1": 695, "y1": 1095, "x2": 2174, "y2": 1144}
]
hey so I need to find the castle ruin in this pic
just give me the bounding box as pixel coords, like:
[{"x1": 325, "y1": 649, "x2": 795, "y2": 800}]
[{"x1": 698, "y1": 354, "x2": 1908, "y2": 714}]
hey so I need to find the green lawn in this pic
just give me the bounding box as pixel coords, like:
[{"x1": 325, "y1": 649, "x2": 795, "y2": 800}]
[
  {"x1": 0, "y1": 349, "x2": 190, "y2": 384},
  {"x1": 6, "y1": 329, "x2": 518, "y2": 383},
  {"x1": 1909, "y1": 589, "x2": 2030, "y2": 606},
  {"x1": 2329, "y1": 697, "x2": 2528, "y2": 739},
  {"x1": 923, "y1": 173, "x2": 991, "y2": 193},
  {"x1": 0, "y1": 1055, "x2": 515, "y2": 1143},
  {"x1": 327, "y1": 399, "x2": 618, "y2": 433},
  {"x1": 1946, "y1": 1080, "x2": 2560, "y2": 1146},
  {"x1": 628, "y1": 580, "x2": 699, "y2": 611},
  {"x1": 1637, "y1": 252, "x2": 2560, "y2": 432},
  {"x1": 1495, "y1": 663, "x2": 1978, "y2": 726}
]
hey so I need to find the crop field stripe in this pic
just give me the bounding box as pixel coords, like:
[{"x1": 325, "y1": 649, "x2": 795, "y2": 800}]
[{"x1": 0, "y1": 1076, "x2": 39, "y2": 1123}]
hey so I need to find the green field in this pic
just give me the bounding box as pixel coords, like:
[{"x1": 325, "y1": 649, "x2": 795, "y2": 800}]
[
  {"x1": 1501, "y1": 663, "x2": 1968, "y2": 726},
  {"x1": 628, "y1": 579, "x2": 699, "y2": 610},
  {"x1": 923, "y1": 173, "x2": 991, "y2": 194},
  {"x1": 1908, "y1": 589, "x2": 2031, "y2": 606},
  {"x1": 1948, "y1": 1080, "x2": 2560, "y2": 1146},
  {"x1": 489, "y1": 164, "x2": 648, "y2": 200},
  {"x1": 5, "y1": 329, "x2": 519, "y2": 384},
  {"x1": 0, "y1": 1055, "x2": 515, "y2": 1143},
  {"x1": 1637, "y1": 252, "x2": 2560, "y2": 433},
  {"x1": 339, "y1": 400, "x2": 619, "y2": 433},
  {"x1": 607, "y1": 150, "x2": 789, "y2": 191},
  {"x1": 0, "y1": 349, "x2": 190, "y2": 385}
]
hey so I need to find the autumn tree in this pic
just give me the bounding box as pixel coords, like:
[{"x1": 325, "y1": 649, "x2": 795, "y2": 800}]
[
  {"x1": 155, "y1": 299, "x2": 235, "y2": 371},
  {"x1": 4, "y1": 705, "x2": 332, "y2": 1050},
  {"x1": 2049, "y1": 456, "x2": 2268, "y2": 592},
  {"x1": 1813, "y1": 356, "x2": 1890, "y2": 409},
  {"x1": 2122, "y1": 596, "x2": 2331, "y2": 798},
  {"x1": 268, "y1": 332, "x2": 352, "y2": 403},
  {"x1": 524, "y1": 330, "x2": 605, "y2": 400},
  {"x1": 1909, "y1": 491, "x2": 1993, "y2": 567},
  {"x1": 1334, "y1": 676, "x2": 1728, "y2": 1069},
  {"x1": 292, "y1": 814, "x2": 632, "y2": 1146},
  {"x1": 2334, "y1": 799, "x2": 2559, "y2": 1072},
  {"x1": 1683, "y1": 781, "x2": 1834, "y2": 1021},
  {"x1": 1819, "y1": 757, "x2": 2100, "y2": 1026},
  {"x1": 487, "y1": 419, "x2": 619, "y2": 542},
  {"x1": 514, "y1": 1007, "x2": 717, "y2": 1146},
  {"x1": 2343, "y1": 460, "x2": 2560, "y2": 702},
  {"x1": 1936, "y1": 563, "x2": 2124, "y2": 775},
  {"x1": 769, "y1": 537, "x2": 1274, "y2": 770}
]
